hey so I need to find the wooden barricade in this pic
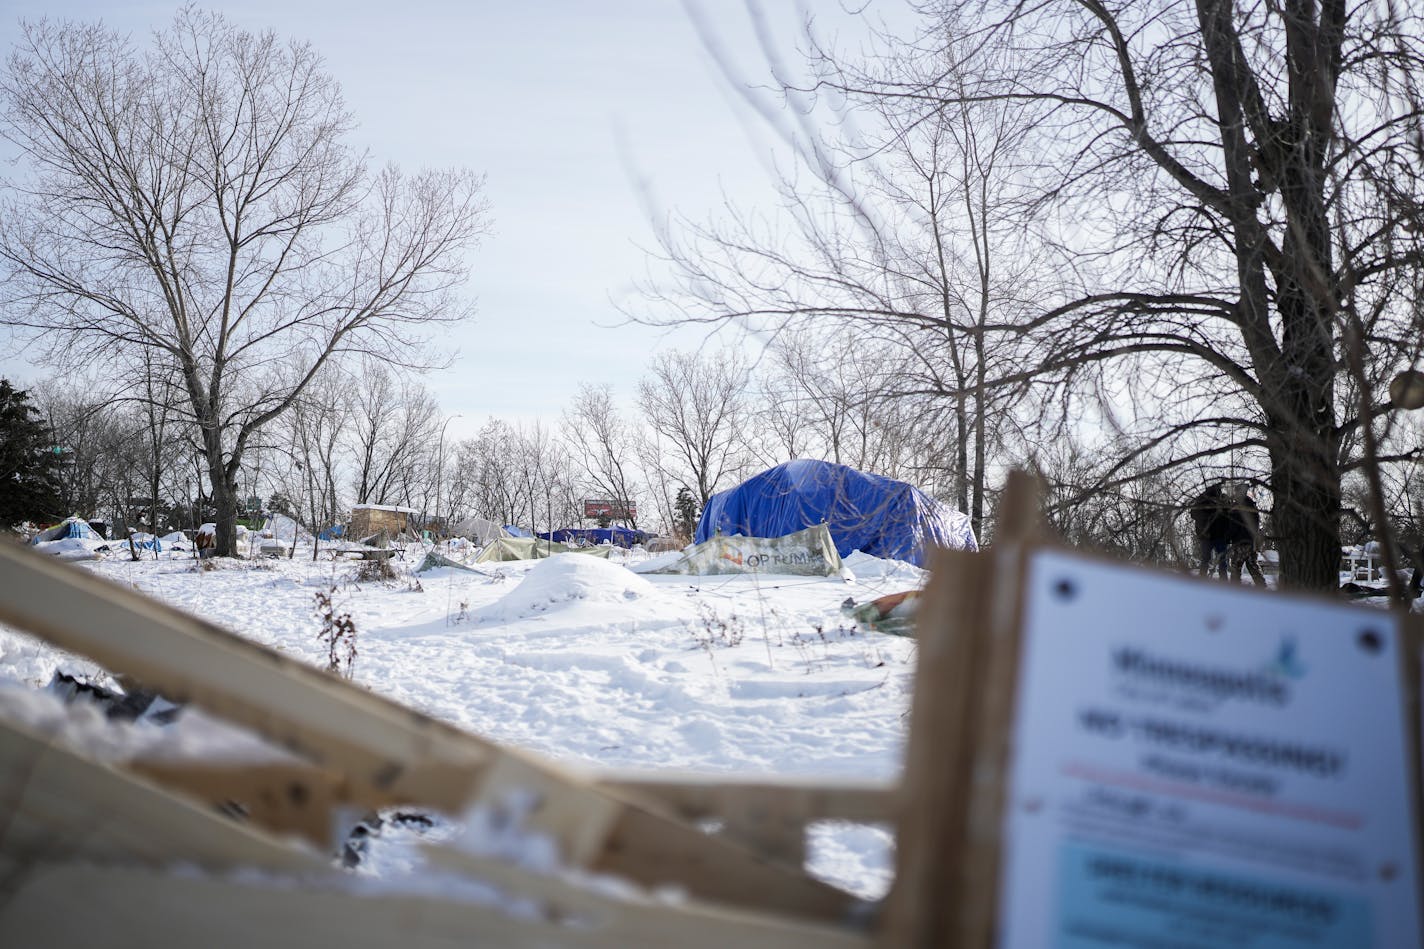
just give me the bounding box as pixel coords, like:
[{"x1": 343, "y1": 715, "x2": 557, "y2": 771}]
[{"x1": 0, "y1": 535, "x2": 871, "y2": 946}]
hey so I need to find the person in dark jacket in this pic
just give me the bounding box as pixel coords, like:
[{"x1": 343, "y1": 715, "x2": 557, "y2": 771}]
[
  {"x1": 1226, "y1": 486, "x2": 1266, "y2": 585},
  {"x1": 1189, "y1": 483, "x2": 1230, "y2": 578}
]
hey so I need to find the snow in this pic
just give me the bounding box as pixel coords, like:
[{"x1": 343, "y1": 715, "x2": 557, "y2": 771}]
[
  {"x1": 352, "y1": 502, "x2": 419, "y2": 514},
  {"x1": 0, "y1": 542, "x2": 928, "y2": 900},
  {"x1": 30, "y1": 536, "x2": 108, "y2": 560}
]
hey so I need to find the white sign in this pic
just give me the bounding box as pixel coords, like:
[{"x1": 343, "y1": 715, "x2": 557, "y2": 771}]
[{"x1": 998, "y1": 549, "x2": 1421, "y2": 948}]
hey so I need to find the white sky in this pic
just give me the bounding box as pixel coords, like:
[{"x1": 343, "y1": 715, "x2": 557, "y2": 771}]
[{"x1": 0, "y1": 1, "x2": 911, "y2": 442}]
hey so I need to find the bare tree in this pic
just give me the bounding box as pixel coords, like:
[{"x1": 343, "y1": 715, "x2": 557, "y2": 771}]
[
  {"x1": 454, "y1": 418, "x2": 580, "y2": 532},
  {"x1": 819, "y1": 0, "x2": 1424, "y2": 589},
  {"x1": 272, "y1": 364, "x2": 349, "y2": 557},
  {"x1": 0, "y1": 9, "x2": 488, "y2": 555},
  {"x1": 347, "y1": 361, "x2": 440, "y2": 508},
  {"x1": 561, "y1": 383, "x2": 641, "y2": 529},
  {"x1": 637, "y1": 16, "x2": 1040, "y2": 542},
  {"x1": 636, "y1": 348, "x2": 753, "y2": 506}
]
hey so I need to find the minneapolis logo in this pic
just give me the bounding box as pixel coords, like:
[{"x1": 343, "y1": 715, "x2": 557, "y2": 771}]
[
  {"x1": 1111, "y1": 646, "x2": 1295, "y2": 706},
  {"x1": 1262, "y1": 636, "x2": 1307, "y2": 680}
]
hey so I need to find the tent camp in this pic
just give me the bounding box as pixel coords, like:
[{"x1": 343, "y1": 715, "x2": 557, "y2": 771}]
[
  {"x1": 29, "y1": 516, "x2": 101, "y2": 544},
  {"x1": 696, "y1": 459, "x2": 977, "y2": 567},
  {"x1": 536, "y1": 527, "x2": 646, "y2": 549}
]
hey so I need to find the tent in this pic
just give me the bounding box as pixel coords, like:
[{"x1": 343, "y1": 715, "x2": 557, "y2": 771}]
[
  {"x1": 30, "y1": 516, "x2": 101, "y2": 544},
  {"x1": 503, "y1": 525, "x2": 534, "y2": 539},
  {"x1": 535, "y1": 527, "x2": 646, "y2": 549},
  {"x1": 643, "y1": 523, "x2": 843, "y2": 577},
  {"x1": 696, "y1": 459, "x2": 977, "y2": 567},
  {"x1": 451, "y1": 516, "x2": 504, "y2": 545},
  {"x1": 414, "y1": 550, "x2": 481, "y2": 574},
  {"x1": 474, "y1": 537, "x2": 612, "y2": 563}
]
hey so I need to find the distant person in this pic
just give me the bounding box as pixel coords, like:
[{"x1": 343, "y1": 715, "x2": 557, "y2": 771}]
[
  {"x1": 1190, "y1": 483, "x2": 1230, "y2": 578},
  {"x1": 1226, "y1": 485, "x2": 1266, "y2": 585}
]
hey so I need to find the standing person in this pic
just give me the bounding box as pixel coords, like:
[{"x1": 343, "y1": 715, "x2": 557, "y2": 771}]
[
  {"x1": 1190, "y1": 483, "x2": 1230, "y2": 578},
  {"x1": 1227, "y1": 485, "x2": 1267, "y2": 585}
]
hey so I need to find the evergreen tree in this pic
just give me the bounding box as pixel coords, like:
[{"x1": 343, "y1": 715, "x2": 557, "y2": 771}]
[
  {"x1": 0, "y1": 378, "x2": 63, "y2": 526},
  {"x1": 674, "y1": 486, "x2": 700, "y2": 542}
]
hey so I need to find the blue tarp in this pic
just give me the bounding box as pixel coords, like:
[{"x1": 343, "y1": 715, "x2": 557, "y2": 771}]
[
  {"x1": 318, "y1": 524, "x2": 345, "y2": 541},
  {"x1": 503, "y1": 525, "x2": 533, "y2": 538},
  {"x1": 535, "y1": 527, "x2": 646, "y2": 549},
  {"x1": 30, "y1": 516, "x2": 100, "y2": 544},
  {"x1": 696, "y1": 459, "x2": 977, "y2": 567}
]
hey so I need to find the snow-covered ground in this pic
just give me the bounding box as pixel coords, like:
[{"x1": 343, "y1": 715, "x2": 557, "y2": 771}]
[{"x1": 0, "y1": 543, "x2": 927, "y2": 899}]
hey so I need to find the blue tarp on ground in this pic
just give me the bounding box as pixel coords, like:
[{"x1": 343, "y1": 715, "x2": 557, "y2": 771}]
[
  {"x1": 695, "y1": 459, "x2": 977, "y2": 567},
  {"x1": 535, "y1": 527, "x2": 646, "y2": 549},
  {"x1": 318, "y1": 524, "x2": 345, "y2": 541}
]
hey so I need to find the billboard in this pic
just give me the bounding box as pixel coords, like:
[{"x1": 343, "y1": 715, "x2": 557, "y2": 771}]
[{"x1": 584, "y1": 499, "x2": 635, "y2": 520}]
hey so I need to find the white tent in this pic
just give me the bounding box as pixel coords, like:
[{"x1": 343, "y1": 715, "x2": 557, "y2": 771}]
[
  {"x1": 260, "y1": 513, "x2": 313, "y2": 545},
  {"x1": 451, "y1": 516, "x2": 503, "y2": 546}
]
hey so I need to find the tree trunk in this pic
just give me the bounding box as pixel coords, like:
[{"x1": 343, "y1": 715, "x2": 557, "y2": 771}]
[
  {"x1": 209, "y1": 473, "x2": 240, "y2": 558},
  {"x1": 200, "y1": 423, "x2": 241, "y2": 558},
  {"x1": 1265, "y1": 363, "x2": 1341, "y2": 591},
  {"x1": 1268, "y1": 444, "x2": 1340, "y2": 591}
]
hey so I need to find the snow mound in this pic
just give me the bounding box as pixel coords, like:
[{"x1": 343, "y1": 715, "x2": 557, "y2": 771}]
[
  {"x1": 32, "y1": 537, "x2": 106, "y2": 561},
  {"x1": 841, "y1": 550, "x2": 927, "y2": 582},
  {"x1": 628, "y1": 549, "x2": 686, "y2": 574},
  {"x1": 478, "y1": 554, "x2": 661, "y2": 621}
]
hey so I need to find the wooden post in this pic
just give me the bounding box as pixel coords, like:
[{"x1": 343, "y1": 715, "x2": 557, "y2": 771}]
[{"x1": 878, "y1": 470, "x2": 1040, "y2": 948}]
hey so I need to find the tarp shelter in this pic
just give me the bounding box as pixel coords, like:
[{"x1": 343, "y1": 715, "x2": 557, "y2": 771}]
[
  {"x1": 696, "y1": 459, "x2": 977, "y2": 567},
  {"x1": 414, "y1": 550, "x2": 480, "y2": 574},
  {"x1": 29, "y1": 516, "x2": 101, "y2": 544},
  {"x1": 503, "y1": 525, "x2": 533, "y2": 539},
  {"x1": 474, "y1": 538, "x2": 612, "y2": 563},
  {"x1": 536, "y1": 527, "x2": 646, "y2": 549},
  {"x1": 646, "y1": 524, "x2": 843, "y2": 577},
  {"x1": 260, "y1": 513, "x2": 312, "y2": 546},
  {"x1": 451, "y1": 516, "x2": 503, "y2": 546},
  {"x1": 317, "y1": 524, "x2": 345, "y2": 541}
]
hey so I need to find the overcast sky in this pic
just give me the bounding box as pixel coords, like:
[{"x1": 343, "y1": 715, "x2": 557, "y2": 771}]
[{"x1": 0, "y1": 1, "x2": 910, "y2": 442}]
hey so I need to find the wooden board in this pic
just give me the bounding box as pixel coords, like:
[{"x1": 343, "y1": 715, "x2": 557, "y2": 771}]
[
  {"x1": 0, "y1": 715, "x2": 326, "y2": 875},
  {"x1": 0, "y1": 860, "x2": 872, "y2": 949}
]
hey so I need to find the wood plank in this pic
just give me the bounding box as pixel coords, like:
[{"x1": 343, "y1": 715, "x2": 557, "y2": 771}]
[
  {"x1": 425, "y1": 844, "x2": 872, "y2": 949},
  {"x1": 594, "y1": 772, "x2": 895, "y2": 824},
  {"x1": 0, "y1": 538, "x2": 488, "y2": 813},
  {"x1": 878, "y1": 470, "x2": 1041, "y2": 948},
  {"x1": 595, "y1": 772, "x2": 896, "y2": 866},
  {"x1": 0, "y1": 861, "x2": 872, "y2": 949},
  {"x1": 0, "y1": 716, "x2": 326, "y2": 874},
  {"x1": 596, "y1": 778, "x2": 862, "y2": 921},
  {"x1": 876, "y1": 546, "x2": 992, "y2": 948},
  {"x1": 127, "y1": 758, "x2": 359, "y2": 849}
]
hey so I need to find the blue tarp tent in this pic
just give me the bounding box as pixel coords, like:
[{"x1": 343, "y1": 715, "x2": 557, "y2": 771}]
[
  {"x1": 30, "y1": 516, "x2": 101, "y2": 544},
  {"x1": 535, "y1": 527, "x2": 646, "y2": 549},
  {"x1": 695, "y1": 459, "x2": 977, "y2": 567},
  {"x1": 503, "y1": 525, "x2": 533, "y2": 538}
]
